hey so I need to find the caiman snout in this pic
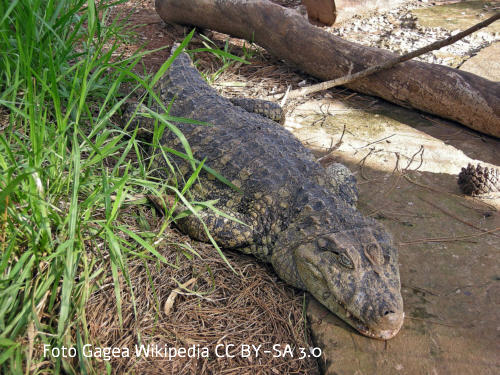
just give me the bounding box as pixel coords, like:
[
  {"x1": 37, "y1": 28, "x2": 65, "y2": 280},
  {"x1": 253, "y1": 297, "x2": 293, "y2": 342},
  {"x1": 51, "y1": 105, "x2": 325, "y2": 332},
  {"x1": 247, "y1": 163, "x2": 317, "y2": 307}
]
[
  {"x1": 377, "y1": 310, "x2": 404, "y2": 332},
  {"x1": 364, "y1": 304, "x2": 404, "y2": 340},
  {"x1": 293, "y1": 235, "x2": 405, "y2": 340},
  {"x1": 345, "y1": 260, "x2": 405, "y2": 339}
]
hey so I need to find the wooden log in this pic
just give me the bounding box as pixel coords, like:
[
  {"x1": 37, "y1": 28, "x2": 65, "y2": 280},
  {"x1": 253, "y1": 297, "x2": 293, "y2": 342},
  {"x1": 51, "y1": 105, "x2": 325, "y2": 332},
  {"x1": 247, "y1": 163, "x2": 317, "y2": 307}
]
[{"x1": 155, "y1": 0, "x2": 500, "y2": 137}]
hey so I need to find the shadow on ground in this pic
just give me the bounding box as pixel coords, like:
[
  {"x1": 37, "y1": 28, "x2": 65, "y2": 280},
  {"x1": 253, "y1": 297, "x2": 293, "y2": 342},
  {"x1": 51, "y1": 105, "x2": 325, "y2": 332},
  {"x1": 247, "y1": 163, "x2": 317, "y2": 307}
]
[
  {"x1": 308, "y1": 163, "x2": 499, "y2": 374},
  {"x1": 288, "y1": 98, "x2": 499, "y2": 375}
]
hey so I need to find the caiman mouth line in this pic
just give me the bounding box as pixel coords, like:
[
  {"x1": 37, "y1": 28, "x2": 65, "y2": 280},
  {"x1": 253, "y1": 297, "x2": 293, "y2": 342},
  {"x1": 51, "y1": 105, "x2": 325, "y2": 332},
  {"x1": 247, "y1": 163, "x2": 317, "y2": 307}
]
[
  {"x1": 301, "y1": 248, "x2": 403, "y2": 340},
  {"x1": 302, "y1": 256, "x2": 404, "y2": 340},
  {"x1": 326, "y1": 292, "x2": 404, "y2": 340}
]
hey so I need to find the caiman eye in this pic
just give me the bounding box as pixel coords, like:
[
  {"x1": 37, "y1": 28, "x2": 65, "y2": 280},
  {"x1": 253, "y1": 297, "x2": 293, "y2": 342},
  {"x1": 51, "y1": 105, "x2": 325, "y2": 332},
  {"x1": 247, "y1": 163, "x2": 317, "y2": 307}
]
[
  {"x1": 338, "y1": 253, "x2": 354, "y2": 269},
  {"x1": 317, "y1": 239, "x2": 354, "y2": 269}
]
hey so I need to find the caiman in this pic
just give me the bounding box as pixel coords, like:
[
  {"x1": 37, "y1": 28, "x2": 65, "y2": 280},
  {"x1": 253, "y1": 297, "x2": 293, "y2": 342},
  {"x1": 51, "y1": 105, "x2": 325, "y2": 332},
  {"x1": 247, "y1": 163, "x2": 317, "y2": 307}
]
[{"x1": 123, "y1": 46, "x2": 404, "y2": 340}]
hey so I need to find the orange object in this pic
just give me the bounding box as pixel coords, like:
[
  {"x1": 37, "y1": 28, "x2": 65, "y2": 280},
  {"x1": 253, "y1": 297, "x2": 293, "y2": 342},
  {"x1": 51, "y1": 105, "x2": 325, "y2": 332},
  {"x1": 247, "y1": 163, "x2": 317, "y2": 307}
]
[{"x1": 302, "y1": 0, "x2": 337, "y2": 26}]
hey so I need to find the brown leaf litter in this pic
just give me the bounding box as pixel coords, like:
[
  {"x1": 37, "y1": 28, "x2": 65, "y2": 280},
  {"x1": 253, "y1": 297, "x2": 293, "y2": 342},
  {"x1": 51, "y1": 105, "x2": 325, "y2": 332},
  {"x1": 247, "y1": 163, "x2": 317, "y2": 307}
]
[{"x1": 84, "y1": 206, "x2": 319, "y2": 374}]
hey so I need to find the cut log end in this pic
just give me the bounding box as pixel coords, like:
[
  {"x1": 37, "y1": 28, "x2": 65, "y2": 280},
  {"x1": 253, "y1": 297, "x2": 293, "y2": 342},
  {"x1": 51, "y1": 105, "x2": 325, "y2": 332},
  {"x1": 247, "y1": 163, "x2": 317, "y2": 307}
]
[{"x1": 303, "y1": 0, "x2": 337, "y2": 26}]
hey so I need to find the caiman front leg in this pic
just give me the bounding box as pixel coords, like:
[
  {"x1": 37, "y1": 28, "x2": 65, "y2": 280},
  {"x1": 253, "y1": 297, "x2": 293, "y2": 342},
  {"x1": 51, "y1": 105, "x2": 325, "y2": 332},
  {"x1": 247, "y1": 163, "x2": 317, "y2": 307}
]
[
  {"x1": 173, "y1": 201, "x2": 273, "y2": 261},
  {"x1": 229, "y1": 97, "x2": 284, "y2": 124},
  {"x1": 149, "y1": 194, "x2": 255, "y2": 249},
  {"x1": 175, "y1": 208, "x2": 255, "y2": 249},
  {"x1": 149, "y1": 191, "x2": 275, "y2": 262}
]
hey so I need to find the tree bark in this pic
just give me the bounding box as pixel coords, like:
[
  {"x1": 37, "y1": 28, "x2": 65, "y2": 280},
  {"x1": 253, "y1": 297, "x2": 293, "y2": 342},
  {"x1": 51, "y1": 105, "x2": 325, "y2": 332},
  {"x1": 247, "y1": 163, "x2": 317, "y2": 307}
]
[{"x1": 155, "y1": 0, "x2": 500, "y2": 138}]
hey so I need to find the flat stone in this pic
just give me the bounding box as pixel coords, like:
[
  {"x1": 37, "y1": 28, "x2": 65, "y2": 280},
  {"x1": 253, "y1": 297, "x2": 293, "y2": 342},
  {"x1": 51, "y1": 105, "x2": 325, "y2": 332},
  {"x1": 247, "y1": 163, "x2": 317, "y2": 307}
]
[
  {"x1": 412, "y1": 1, "x2": 500, "y2": 33},
  {"x1": 460, "y1": 42, "x2": 500, "y2": 82},
  {"x1": 287, "y1": 90, "x2": 500, "y2": 374},
  {"x1": 334, "y1": 0, "x2": 408, "y2": 23}
]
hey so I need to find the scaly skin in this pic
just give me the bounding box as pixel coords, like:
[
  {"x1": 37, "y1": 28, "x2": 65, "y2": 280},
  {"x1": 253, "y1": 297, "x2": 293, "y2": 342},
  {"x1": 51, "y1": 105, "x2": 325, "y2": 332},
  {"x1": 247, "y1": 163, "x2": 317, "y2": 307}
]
[{"x1": 124, "y1": 48, "x2": 404, "y2": 339}]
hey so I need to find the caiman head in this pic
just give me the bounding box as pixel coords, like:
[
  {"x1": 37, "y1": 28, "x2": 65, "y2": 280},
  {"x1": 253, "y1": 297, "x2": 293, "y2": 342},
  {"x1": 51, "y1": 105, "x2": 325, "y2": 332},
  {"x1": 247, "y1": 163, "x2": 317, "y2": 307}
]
[{"x1": 272, "y1": 208, "x2": 404, "y2": 340}]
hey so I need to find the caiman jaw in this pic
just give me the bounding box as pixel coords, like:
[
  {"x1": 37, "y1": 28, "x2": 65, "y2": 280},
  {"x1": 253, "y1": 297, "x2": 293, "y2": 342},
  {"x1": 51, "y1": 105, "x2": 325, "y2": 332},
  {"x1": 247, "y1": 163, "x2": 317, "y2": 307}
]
[
  {"x1": 310, "y1": 274, "x2": 404, "y2": 340},
  {"x1": 296, "y1": 240, "x2": 404, "y2": 340},
  {"x1": 358, "y1": 313, "x2": 404, "y2": 340},
  {"x1": 325, "y1": 294, "x2": 404, "y2": 340}
]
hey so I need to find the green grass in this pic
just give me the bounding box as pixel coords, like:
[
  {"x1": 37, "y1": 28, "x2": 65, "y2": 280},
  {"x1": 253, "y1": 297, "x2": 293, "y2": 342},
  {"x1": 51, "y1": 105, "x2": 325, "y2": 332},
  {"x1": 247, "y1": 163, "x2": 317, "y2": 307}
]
[
  {"x1": 191, "y1": 34, "x2": 254, "y2": 84},
  {"x1": 0, "y1": 0, "x2": 237, "y2": 373}
]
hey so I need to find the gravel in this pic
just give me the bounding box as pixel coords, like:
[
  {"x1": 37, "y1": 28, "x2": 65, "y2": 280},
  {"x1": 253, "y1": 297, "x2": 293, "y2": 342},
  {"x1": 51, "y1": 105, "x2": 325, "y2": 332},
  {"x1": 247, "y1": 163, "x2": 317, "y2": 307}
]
[{"x1": 330, "y1": 1, "x2": 499, "y2": 67}]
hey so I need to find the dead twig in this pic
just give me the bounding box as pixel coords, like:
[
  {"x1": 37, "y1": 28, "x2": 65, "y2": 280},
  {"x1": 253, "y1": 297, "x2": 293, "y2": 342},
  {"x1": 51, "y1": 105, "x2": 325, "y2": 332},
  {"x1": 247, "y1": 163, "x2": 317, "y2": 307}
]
[
  {"x1": 358, "y1": 148, "x2": 376, "y2": 180},
  {"x1": 403, "y1": 174, "x2": 499, "y2": 211},
  {"x1": 445, "y1": 282, "x2": 492, "y2": 296},
  {"x1": 399, "y1": 226, "x2": 499, "y2": 245},
  {"x1": 317, "y1": 124, "x2": 346, "y2": 167},
  {"x1": 403, "y1": 284, "x2": 440, "y2": 296},
  {"x1": 403, "y1": 145, "x2": 424, "y2": 173},
  {"x1": 418, "y1": 196, "x2": 500, "y2": 238},
  {"x1": 285, "y1": 13, "x2": 500, "y2": 100},
  {"x1": 356, "y1": 134, "x2": 395, "y2": 150},
  {"x1": 405, "y1": 316, "x2": 458, "y2": 328}
]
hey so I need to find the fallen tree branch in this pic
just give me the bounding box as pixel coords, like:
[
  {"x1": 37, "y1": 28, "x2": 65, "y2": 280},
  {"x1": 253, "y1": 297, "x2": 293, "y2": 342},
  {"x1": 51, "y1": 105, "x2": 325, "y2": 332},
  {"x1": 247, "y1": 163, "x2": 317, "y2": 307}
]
[
  {"x1": 156, "y1": 0, "x2": 500, "y2": 137},
  {"x1": 287, "y1": 12, "x2": 500, "y2": 99}
]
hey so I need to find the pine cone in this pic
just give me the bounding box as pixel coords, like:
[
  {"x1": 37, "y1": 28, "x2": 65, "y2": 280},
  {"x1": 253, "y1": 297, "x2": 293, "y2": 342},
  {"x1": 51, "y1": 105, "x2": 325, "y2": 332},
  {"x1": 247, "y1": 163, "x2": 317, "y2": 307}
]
[{"x1": 457, "y1": 163, "x2": 500, "y2": 196}]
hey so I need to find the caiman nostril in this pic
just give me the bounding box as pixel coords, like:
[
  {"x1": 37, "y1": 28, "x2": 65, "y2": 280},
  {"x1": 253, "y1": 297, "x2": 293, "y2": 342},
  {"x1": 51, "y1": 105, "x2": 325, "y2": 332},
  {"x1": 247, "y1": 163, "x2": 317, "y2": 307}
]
[{"x1": 377, "y1": 310, "x2": 404, "y2": 331}]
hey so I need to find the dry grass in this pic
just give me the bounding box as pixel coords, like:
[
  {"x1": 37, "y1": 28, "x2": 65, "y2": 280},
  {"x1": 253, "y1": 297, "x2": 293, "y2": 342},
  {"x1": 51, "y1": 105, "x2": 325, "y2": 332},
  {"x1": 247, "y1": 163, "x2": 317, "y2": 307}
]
[
  {"x1": 84, "y1": 206, "x2": 319, "y2": 374},
  {"x1": 75, "y1": 2, "x2": 324, "y2": 373}
]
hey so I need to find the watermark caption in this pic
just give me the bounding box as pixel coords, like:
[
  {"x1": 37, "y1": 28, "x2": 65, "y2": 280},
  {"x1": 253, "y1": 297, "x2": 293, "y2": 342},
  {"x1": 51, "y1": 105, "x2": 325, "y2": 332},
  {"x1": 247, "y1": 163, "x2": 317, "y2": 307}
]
[{"x1": 44, "y1": 343, "x2": 322, "y2": 361}]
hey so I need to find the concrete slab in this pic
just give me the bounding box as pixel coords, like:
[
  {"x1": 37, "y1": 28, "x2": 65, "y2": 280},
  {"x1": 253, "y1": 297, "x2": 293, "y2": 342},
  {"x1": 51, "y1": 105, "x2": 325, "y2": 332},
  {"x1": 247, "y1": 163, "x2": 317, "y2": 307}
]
[
  {"x1": 412, "y1": 1, "x2": 500, "y2": 33},
  {"x1": 334, "y1": 0, "x2": 408, "y2": 23},
  {"x1": 460, "y1": 42, "x2": 500, "y2": 81},
  {"x1": 284, "y1": 93, "x2": 500, "y2": 374}
]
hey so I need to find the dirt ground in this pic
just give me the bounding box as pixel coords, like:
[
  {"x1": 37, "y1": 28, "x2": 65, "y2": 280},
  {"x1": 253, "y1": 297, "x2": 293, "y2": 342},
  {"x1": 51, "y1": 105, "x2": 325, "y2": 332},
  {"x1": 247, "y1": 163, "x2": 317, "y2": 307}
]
[
  {"x1": 96, "y1": 1, "x2": 499, "y2": 374},
  {"x1": 294, "y1": 97, "x2": 500, "y2": 374}
]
